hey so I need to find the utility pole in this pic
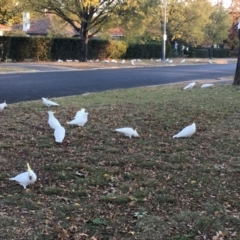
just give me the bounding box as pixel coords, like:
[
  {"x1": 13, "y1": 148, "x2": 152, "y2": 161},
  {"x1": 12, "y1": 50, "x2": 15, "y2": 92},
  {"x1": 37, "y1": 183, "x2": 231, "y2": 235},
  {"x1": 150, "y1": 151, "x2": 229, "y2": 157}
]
[
  {"x1": 162, "y1": 0, "x2": 167, "y2": 62},
  {"x1": 233, "y1": 22, "x2": 240, "y2": 85}
]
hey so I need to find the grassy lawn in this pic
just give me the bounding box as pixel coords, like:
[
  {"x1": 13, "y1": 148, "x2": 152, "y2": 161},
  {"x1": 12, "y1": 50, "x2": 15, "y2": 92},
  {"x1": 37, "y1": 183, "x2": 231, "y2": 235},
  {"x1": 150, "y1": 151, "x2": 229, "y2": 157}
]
[{"x1": 1, "y1": 82, "x2": 240, "y2": 239}]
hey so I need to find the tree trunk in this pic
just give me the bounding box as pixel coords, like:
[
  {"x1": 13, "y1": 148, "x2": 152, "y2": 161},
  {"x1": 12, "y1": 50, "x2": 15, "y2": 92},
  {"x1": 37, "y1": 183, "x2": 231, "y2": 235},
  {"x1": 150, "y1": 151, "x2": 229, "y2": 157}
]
[
  {"x1": 209, "y1": 44, "x2": 213, "y2": 59},
  {"x1": 80, "y1": 21, "x2": 89, "y2": 62},
  {"x1": 233, "y1": 29, "x2": 240, "y2": 85},
  {"x1": 80, "y1": 35, "x2": 88, "y2": 62}
]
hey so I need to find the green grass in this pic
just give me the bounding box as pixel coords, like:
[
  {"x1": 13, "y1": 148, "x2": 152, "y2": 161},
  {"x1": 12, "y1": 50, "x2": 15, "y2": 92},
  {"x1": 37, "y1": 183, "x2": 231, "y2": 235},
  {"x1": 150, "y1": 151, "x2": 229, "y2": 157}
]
[{"x1": 1, "y1": 83, "x2": 240, "y2": 239}]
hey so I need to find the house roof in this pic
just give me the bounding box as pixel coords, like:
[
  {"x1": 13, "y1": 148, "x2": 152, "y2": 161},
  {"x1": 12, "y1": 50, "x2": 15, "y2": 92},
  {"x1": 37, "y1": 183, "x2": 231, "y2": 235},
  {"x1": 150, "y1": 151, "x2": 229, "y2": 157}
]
[
  {"x1": 26, "y1": 17, "x2": 51, "y2": 35},
  {"x1": 108, "y1": 27, "x2": 123, "y2": 37},
  {"x1": 13, "y1": 14, "x2": 78, "y2": 36},
  {"x1": 0, "y1": 24, "x2": 11, "y2": 31}
]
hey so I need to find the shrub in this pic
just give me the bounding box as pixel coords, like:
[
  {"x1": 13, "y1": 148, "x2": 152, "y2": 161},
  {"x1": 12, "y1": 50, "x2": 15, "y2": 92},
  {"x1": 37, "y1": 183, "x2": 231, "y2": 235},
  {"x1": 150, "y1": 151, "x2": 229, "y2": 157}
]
[
  {"x1": 188, "y1": 51, "x2": 196, "y2": 58},
  {"x1": 125, "y1": 42, "x2": 162, "y2": 59},
  {"x1": 213, "y1": 48, "x2": 230, "y2": 58},
  {"x1": 194, "y1": 49, "x2": 208, "y2": 58}
]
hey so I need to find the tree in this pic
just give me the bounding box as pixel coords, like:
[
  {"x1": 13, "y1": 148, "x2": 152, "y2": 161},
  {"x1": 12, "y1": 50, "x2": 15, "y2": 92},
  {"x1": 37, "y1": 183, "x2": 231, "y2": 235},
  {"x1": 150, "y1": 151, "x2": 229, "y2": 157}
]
[
  {"x1": 165, "y1": 0, "x2": 213, "y2": 46},
  {"x1": 113, "y1": 0, "x2": 213, "y2": 46},
  {"x1": 203, "y1": 6, "x2": 231, "y2": 45},
  {"x1": 226, "y1": 0, "x2": 240, "y2": 50},
  {"x1": 25, "y1": 0, "x2": 123, "y2": 61},
  {"x1": 233, "y1": 23, "x2": 240, "y2": 85},
  {"x1": 0, "y1": 0, "x2": 24, "y2": 25},
  {"x1": 115, "y1": 0, "x2": 162, "y2": 43}
]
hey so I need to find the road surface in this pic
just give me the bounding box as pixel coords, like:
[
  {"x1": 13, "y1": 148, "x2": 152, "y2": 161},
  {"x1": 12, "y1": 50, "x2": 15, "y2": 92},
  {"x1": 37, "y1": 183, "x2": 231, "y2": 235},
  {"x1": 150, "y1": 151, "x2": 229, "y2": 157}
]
[{"x1": 0, "y1": 63, "x2": 235, "y2": 103}]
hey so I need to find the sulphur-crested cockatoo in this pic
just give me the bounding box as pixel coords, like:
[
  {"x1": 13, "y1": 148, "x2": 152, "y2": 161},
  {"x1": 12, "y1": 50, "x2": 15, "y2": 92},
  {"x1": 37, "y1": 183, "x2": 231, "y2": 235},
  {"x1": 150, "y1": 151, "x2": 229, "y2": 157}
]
[
  {"x1": 173, "y1": 123, "x2": 196, "y2": 138},
  {"x1": 0, "y1": 100, "x2": 7, "y2": 112},
  {"x1": 54, "y1": 125, "x2": 66, "y2": 143},
  {"x1": 48, "y1": 111, "x2": 61, "y2": 129},
  {"x1": 74, "y1": 108, "x2": 87, "y2": 119},
  {"x1": 9, "y1": 163, "x2": 37, "y2": 189},
  {"x1": 180, "y1": 59, "x2": 185, "y2": 63},
  {"x1": 42, "y1": 97, "x2": 59, "y2": 107},
  {"x1": 183, "y1": 82, "x2": 195, "y2": 90},
  {"x1": 201, "y1": 83, "x2": 214, "y2": 88},
  {"x1": 115, "y1": 127, "x2": 140, "y2": 138},
  {"x1": 67, "y1": 111, "x2": 89, "y2": 127}
]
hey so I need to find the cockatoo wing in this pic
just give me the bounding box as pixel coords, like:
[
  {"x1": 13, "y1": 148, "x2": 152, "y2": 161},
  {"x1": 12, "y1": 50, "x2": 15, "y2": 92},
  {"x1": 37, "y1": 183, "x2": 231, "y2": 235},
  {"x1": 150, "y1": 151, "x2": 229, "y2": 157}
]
[
  {"x1": 74, "y1": 109, "x2": 86, "y2": 119},
  {"x1": 42, "y1": 98, "x2": 59, "y2": 107},
  {"x1": 173, "y1": 123, "x2": 196, "y2": 138},
  {"x1": 67, "y1": 113, "x2": 88, "y2": 126},
  {"x1": 183, "y1": 82, "x2": 195, "y2": 90},
  {"x1": 54, "y1": 125, "x2": 65, "y2": 143},
  {"x1": 201, "y1": 84, "x2": 214, "y2": 88},
  {"x1": 9, "y1": 170, "x2": 37, "y2": 189},
  {"x1": 115, "y1": 127, "x2": 139, "y2": 138},
  {"x1": 48, "y1": 114, "x2": 61, "y2": 129}
]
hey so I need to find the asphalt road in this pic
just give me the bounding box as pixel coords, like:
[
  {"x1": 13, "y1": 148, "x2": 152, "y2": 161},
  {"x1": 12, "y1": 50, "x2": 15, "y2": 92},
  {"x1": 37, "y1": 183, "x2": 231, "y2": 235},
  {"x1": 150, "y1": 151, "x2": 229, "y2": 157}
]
[{"x1": 0, "y1": 63, "x2": 235, "y2": 104}]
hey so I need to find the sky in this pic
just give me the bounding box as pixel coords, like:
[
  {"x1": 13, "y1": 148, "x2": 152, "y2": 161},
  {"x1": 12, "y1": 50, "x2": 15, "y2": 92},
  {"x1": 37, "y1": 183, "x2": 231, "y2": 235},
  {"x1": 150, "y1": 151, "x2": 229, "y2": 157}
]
[{"x1": 210, "y1": 0, "x2": 232, "y2": 8}]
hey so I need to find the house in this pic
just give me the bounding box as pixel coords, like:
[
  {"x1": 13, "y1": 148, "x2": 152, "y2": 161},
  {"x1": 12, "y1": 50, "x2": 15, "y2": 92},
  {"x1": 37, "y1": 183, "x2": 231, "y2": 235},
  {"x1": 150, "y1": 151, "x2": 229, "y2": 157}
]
[
  {"x1": 0, "y1": 24, "x2": 11, "y2": 36},
  {"x1": 12, "y1": 13, "x2": 78, "y2": 37}
]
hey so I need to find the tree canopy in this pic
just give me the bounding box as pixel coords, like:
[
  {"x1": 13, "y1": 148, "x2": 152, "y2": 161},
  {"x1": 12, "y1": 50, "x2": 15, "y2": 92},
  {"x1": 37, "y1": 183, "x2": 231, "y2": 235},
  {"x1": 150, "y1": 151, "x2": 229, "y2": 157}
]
[
  {"x1": 204, "y1": 6, "x2": 231, "y2": 45},
  {"x1": 25, "y1": 0, "x2": 123, "y2": 61},
  {"x1": 0, "y1": 0, "x2": 24, "y2": 25}
]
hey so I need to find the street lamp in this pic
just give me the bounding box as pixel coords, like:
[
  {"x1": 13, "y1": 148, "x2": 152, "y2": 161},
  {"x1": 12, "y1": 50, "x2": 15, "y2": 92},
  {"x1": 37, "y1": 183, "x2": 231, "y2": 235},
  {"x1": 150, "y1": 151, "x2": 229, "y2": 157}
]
[
  {"x1": 162, "y1": 0, "x2": 167, "y2": 62},
  {"x1": 233, "y1": 22, "x2": 240, "y2": 85}
]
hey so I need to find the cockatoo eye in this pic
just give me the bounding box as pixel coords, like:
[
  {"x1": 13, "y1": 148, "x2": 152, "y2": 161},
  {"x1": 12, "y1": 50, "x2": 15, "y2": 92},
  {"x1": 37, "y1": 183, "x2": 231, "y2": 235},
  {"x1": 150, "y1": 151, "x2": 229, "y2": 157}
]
[{"x1": 29, "y1": 176, "x2": 32, "y2": 180}]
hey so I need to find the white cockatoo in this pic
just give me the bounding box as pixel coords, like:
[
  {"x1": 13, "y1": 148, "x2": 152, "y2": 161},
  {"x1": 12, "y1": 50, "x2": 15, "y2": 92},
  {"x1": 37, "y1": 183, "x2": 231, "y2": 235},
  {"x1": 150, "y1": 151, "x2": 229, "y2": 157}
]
[
  {"x1": 120, "y1": 59, "x2": 125, "y2": 64},
  {"x1": 208, "y1": 60, "x2": 213, "y2": 64},
  {"x1": 201, "y1": 83, "x2": 214, "y2": 88},
  {"x1": 48, "y1": 111, "x2": 61, "y2": 129},
  {"x1": 131, "y1": 60, "x2": 135, "y2": 65},
  {"x1": 67, "y1": 110, "x2": 89, "y2": 127},
  {"x1": 173, "y1": 123, "x2": 196, "y2": 138},
  {"x1": 115, "y1": 127, "x2": 140, "y2": 138},
  {"x1": 9, "y1": 163, "x2": 37, "y2": 189},
  {"x1": 180, "y1": 59, "x2": 185, "y2": 63},
  {"x1": 42, "y1": 98, "x2": 59, "y2": 107},
  {"x1": 0, "y1": 100, "x2": 7, "y2": 112},
  {"x1": 74, "y1": 108, "x2": 87, "y2": 119},
  {"x1": 183, "y1": 82, "x2": 195, "y2": 90},
  {"x1": 54, "y1": 125, "x2": 66, "y2": 143}
]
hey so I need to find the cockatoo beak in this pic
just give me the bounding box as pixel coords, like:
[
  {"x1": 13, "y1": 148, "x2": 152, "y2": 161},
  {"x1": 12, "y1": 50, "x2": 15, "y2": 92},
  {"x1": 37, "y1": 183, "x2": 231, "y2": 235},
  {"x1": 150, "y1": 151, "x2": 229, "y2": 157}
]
[
  {"x1": 27, "y1": 163, "x2": 31, "y2": 172},
  {"x1": 135, "y1": 128, "x2": 141, "y2": 138}
]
